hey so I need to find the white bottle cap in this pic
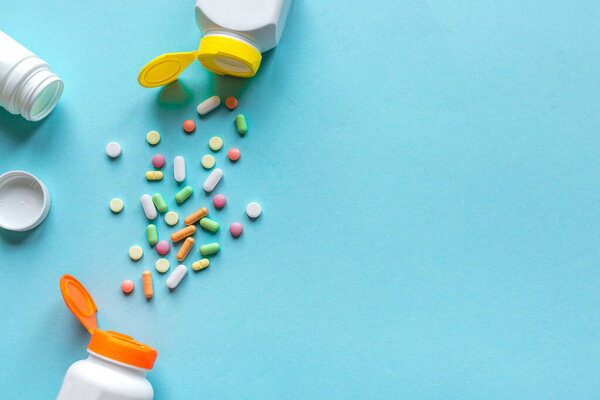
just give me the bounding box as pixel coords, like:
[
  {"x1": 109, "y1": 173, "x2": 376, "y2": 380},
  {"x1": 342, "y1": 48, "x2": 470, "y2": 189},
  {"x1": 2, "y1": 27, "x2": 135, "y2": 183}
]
[{"x1": 0, "y1": 171, "x2": 50, "y2": 231}]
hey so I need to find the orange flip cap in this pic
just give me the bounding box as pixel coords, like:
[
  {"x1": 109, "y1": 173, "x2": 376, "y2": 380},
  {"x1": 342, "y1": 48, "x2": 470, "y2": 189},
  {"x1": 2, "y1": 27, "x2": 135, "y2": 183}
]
[{"x1": 60, "y1": 274, "x2": 97, "y2": 334}]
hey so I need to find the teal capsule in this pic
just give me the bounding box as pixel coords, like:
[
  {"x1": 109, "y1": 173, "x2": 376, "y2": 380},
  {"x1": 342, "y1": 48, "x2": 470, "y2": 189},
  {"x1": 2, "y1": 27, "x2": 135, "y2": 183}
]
[
  {"x1": 146, "y1": 224, "x2": 158, "y2": 246},
  {"x1": 199, "y1": 217, "x2": 219, "y2": 232},
  {"x1": 175, "y1": 186, "x2": 193, "y2": 204},
  {"x1": 152, "y1": 193, "x2": 167, "y2": 212},
  {"x1": 235, "y1": 113, "x2": 247, "y2": 135},
  {"x1": 199, "y1": 242, "x2": 220, "y2": 256}
]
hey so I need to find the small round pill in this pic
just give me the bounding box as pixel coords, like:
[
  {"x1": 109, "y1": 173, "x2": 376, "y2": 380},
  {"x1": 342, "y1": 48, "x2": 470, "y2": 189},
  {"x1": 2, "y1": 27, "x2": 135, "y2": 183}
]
[
  {"x1": 156, "y1": 240, "x2": 170, "y2": 255},
  {"x1": 225, "y1": 96, "x2": 238, "y2": 110},
  {"x1": 152, "y1": 154, "x2": 166, "y2": 168},
  {"x1": 227, "y1": 148, "x2": 241, "y2": 162},
  {"x1": 121, "y1": 280, "x2": 134, "y2": 294},
  {"x1": 183, "y1": 119, "x2": 196, "y2": 133},
  {"x1": 209, "y1": 136, "x2": 223, "y2": 151},
  {"x1": 165, "y1": 211, "x2": 179, "y2": 226},
  {"x1": 146, "y1": 130, "x2": 161, "y2": 145},
  {"x1": 106, "y1": 142, "x2": 121, "y2": 158},
  {"x1": 155, "y1": 258, "x2": 170, "y2": 273},
  {"x1": 246, "y1": 202, "x2": 262, "y2": 219},
  {"x1": 109, "y1": 198, "x2": 124, "y2": 213},
  {"x1": 129, "y1": 245, "x2": 143, "y2": 261},
  {"x1": 213, "y1": 194, "x2": 226, "y2": 209},
  {"x1": 201, "y1": 154, "x2": 215, "y2": 169},
  {"x1": 230, "y1": 222, "x2": 243, "y2": 237}
]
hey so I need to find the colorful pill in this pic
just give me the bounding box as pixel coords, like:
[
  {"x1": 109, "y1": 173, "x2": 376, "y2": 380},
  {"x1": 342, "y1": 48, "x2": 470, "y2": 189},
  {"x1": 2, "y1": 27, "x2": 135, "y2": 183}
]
[
  {"x1": 201, "y1": 154, "x2": 215, "y2": 169},
  {"x1": 230, "y1": 222, "x2": 243, "y2": 237},
  {"x1": 156, "y1": 240, "x2": 170, "y2": 255},
  {"x1": 174, "y1": 156, "x2": 185, "y2": 182},
  {"x1": 152, "y1": 193, "x2": 167, "y2": 212},
  {"x1": 109, "y1": 198, "x2": 124, "y2": 213},
  {"x1": 175, "y1": 185, "x2": 193, "y2": 204},
  {"x1": 184, "y1": 207, "x2": 208, "y2": 225},
  {"x1": 203, "y1": 168, "x2": 223, "y2": 192},
  {"x1": 141, "y1": 194, "x2": 157, "y2": 220},
  {"x1": 183, "y1": 119, "x2": 196, "y2": 133},
  {"x1": 235, "y1": 114, "x2": 247, "y2": 135},
  {"x1": 225, "y1": 96, "x2": 238, "y2": 110},
  {"x1": 192, "y1": 258, "x2": 210, "y2": 271},
  {"x1": 197, "y1": 95, "x2": 220, "y2": 116},
  {"x1": 165, "y1": 211, "x2": 179, "y2": 226},
  {"x1": 199, "y1": 242, "x2": 220, "y2": 256},
  {"x1": 146, "y1": 224, "x2": 158, "y2": 246},
  {"x1": 142, "y1": 271, "x2": 153, "y2": 299},
  {"x1": 176, "y1": 237, "x2": 195, "y2": 262},
  {"x1": 152, "y1": 154, "x2": 165, "y2": 168},
  {"x1": 106, "y1": 142, "x2": 122, "y2": 158},
  {"x1": 121, "y1": 280, "x2": 134, "y2": 294},
  {"x1": 146, "y1": 130, "x2": 160, "y2": 145},
  {"x1": 171, "y1": 225, "x2": 196, "y2": 242},
  {"x1": 145, "y1": 171, "x2": 163, "y2": 181},
  {"x1": 228, "y1": 148, "x2": 240, "y2": 162},
  {"x1": 155, "y1": 258, "x2": 170, "y2": 273},
  {"x1": 129, "y1": 245, "x2": 143, "y2": 261},
  {"x1": 209, "y1": 136, "x2": 223, "y2": 151},
  {"x1": 200, "y1": 217, "x2": 219, "y2": 232},
  {"x1": 166, "y1": 264, "x2": 188, "y2": 290}
]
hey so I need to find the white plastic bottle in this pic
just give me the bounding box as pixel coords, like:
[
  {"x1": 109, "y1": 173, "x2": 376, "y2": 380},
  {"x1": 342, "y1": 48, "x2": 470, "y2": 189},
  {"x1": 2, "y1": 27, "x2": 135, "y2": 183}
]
[{"x1": 0, "y1": 30, "x2": 63, "y2": 121}]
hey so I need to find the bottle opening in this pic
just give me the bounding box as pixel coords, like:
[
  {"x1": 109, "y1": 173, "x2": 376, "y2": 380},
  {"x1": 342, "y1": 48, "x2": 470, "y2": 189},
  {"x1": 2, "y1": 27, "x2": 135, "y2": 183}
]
[
  {"x1": 213, "y1": 56, "x2": 252, "y2": 74},
  {"x1": 27, "y1": 78, "x2": 63, "y2": 121}
]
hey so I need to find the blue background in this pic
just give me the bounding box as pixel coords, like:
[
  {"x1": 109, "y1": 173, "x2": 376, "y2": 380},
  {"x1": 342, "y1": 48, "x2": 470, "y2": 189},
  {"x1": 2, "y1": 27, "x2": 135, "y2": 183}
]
[{"x1": 1, "y1": 1, "x2": 599, "y2": 398}]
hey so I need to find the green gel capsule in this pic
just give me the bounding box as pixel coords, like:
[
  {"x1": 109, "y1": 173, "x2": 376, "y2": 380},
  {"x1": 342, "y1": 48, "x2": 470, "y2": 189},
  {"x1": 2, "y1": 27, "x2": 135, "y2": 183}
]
[
  {"x1": 235, "y1": 113, "x2": 247, "y2": 135},
  {"x1": 152, "y1": 193, "x2": 167, "y2": 213},
  {"x1": 175, "y1": 186, "x2": 193, "y2": 204},
  {"x1": 199, "y1": 217, "x2": 220, "y2": 232},
  {"x1": 199, "y1": 242, "x2": 220, "y2": 256},
  {"x1": 146, "y1": 224, "x2": 158, "y2": 246}
]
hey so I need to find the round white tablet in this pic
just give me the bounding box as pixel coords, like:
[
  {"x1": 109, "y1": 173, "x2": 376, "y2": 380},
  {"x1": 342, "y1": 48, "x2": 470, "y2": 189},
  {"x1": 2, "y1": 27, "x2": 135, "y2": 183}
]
[
  {"x1": 246, "y1": 202, "x2": 262, "y2": 219},
  {"x1": 106, "y1": 142, "x2": 122, "y2": 158},
  {"x1": 109, "y1": 198, "x2": 124, "y2": 213},
  {"x1": 155, "y1": 258, "x2": 170, "y2": 273},
  {"x1": 165, "y1": 211, "x2": 179, "y2": 226},
  {"x1": 129, "y1": 245, "x2": 143, "y2": 261}
]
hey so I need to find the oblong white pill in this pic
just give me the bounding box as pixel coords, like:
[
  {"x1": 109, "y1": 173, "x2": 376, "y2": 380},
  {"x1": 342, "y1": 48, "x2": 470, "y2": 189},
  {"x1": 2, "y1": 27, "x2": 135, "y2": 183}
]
[
  {"x1": 196, "y1": 95, "x2": 220, "y2": 116},
  {"x1": 166, "y1": 264, "x2": 188, "y2": 290},
  {"x1": 141, "y1": 194, "x2": 157, "y2": 220},
  {"x1": 203, "y1": 168, "x2": 223, "y2": 192},
  {"x1": 174, "y1": 156, "x2": 185, "y2": 182}
]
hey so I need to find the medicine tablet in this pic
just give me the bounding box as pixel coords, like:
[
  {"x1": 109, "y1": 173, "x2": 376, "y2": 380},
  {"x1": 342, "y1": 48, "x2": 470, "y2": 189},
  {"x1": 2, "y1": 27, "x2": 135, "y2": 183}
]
[
  {"x1": 235, "y1": 114, "x2": 248, "y2": 135},
  {"x1": 228, "y1": 148, "x2": 240, "y2": 162},
  {"x1": 192, "y1": 258, "x2": 210, "y2": 271},
  {"x1": 146, "y1": 224, "x2": 158, "y2": 246},
  {"x1": 146, "y1": 130, "x2": 160, "y2": 145},
  {"x1": 199, "y1": 242, "x2": 220, "y2": 256},
  {"x1": 152, "y1": 154, "x2": 166, "y2": 168},
  {"x1": 246, "y1": 202, "x2": 262, "y2": 219},
  {"x1": 174, "y1": 156, "x2": 185, "y2": 182},
  {"x1": 197, "y1": 95, "x2": 220, "y2": 116},
  {"x1": 121, "y1": 280, "x2": 134, "y2": 294},
  {"x1": 156, "y1": 240, "x2": 170, "y2": 255},
  {"x1": 183, "y1": 119, "x2": 196, "y2": 133},
  {"x1": 155, "y1": 258, "x2": 170, "y2": 273},
  {"x1": 213, "y1": 194, "x2": 226, "y2": 208},
  {"x1": 152, "y1": 193, "x2": 167, "y2": 213},
  {"x1": 141, "y1": 194, "x2": 157, "y2": 220},
  {"x1": 184, "y1": 207, "x2": 208, "y2": 225},
  {"x1": 201, "y1": 154, "x2": 215, "y2": 169},
  {"x1": 129, "y1": 245, "x2": 143, "y2": 261},
  {"x1": 230, "y1": 222, "x2": 243, "y2": 237},
  {"x1": 166, "y1": 264, "x2": 188, "y2": 290},
  {"x1": 109, "y1": 198, "x2": 124, "y2": 213},
  {"x1": 142, "y1": 271, "x2": 153, "y2": 299},
  {"x1": 225, "y1": 96, "x2": 238, "y2": 110},
  {"x1": 165, "y1": 211, "x2": 179, "y2": 226},
  {"x1": 171, "y1": 225, "x2": 196, "y2": 242},
  {"x1": 200, "y1": 217, "x2": 219, "y2": 232},
  {"x1": 203, "y1": 168, "x2": 223, "y2": 192},
  {"x1": 106, "y1": 142, "x2": 122, "y2": 158},
  {"x1": 145, "y1": 171, "x2": 163, "y2": 181},
  {"x1": 176, "y1": 237, "x2": 195, "y2": 262},
  {"x1": 175, "y1": 185, "x2": 193, "y2": 204},
  {"x1": 209, "y1": 136, "x2": 223, "y2": 151}
]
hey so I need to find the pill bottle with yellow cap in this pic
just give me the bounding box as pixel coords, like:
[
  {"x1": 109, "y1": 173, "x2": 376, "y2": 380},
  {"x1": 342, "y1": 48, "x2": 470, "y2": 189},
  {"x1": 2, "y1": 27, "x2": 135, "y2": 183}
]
[{"x1": 138, "y1": 0, "x2": 292, "y2": 87}]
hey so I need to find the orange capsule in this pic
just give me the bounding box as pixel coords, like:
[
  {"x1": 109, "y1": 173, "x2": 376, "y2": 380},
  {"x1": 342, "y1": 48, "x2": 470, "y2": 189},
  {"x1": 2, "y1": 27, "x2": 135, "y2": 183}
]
[
  {"x1": 184, "y1": 207, "x2": 208, "y2": 225},
  {"x1": 225, "y1": 96, "x2": 238, "y2": 110},
  {"x1": 177, "y1": 237, "x2": 195, "y2": 262},
  {"x1": 142, "y1": 271, "x2": 153, "y2": 299},
  {"x1": 170, "y1": 225, "x2": 196, "y2": 242}
]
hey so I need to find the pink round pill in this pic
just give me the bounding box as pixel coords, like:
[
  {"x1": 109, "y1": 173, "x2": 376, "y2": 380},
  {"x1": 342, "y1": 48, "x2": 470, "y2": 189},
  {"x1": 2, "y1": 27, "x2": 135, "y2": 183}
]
[
  {"x1": 213, "y1": 194, "x2": 227, "y2": 209},
  {"x1": 230, "y1": 222, "x2": 243, "y2": 237},
  {"x1": 228, "y1": 148, "x2": 241, "y2": 162},
  {"x1": 156, "y1": 240, "x2": 170, "y2": 255},
  {"x1": 152, "y1": 154, "x2": 166, "y2": 168},
  {"x1": 121, "y1": 280, "x2": 134, "y2": 294}
]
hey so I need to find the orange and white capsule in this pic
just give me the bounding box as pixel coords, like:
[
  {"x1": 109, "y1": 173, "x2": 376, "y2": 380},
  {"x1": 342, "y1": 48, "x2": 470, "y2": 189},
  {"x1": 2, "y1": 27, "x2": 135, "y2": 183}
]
[
  {"x1": 177, "y1": 237, "x2": 195, "y2": 262},
  {"x1": 142, "y1": 270, "x2": 153, "y2": 299},
  {"x1": 171, "y1": 225, "x2": 196, "y2": 242},
  {"x1": 184, "y1": 207, "x2": 208, "y2": 225}
]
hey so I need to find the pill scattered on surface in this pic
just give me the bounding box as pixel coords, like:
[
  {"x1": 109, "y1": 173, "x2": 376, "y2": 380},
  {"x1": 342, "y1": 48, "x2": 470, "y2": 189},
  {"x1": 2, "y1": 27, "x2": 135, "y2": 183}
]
[
  {"x1": 183, "y1": 119, "x2": 196, "y2": 133},
  {"x1": 152, "y1": 154, "x2": 165, "y2": 168},
  {"x1": 177, "y1": 237, "x2": 195, "y2": 262},
  {"x1": 201, "y1": 154, "x2": 215, "y2": 169},
  {"x1": 184, "y1": 207, "x2": 208, "y2": 225},
  {"x1": 106, "y1": 142, "x2": 122, "y2": 158},
  {"x1": 225, "y1": 96, "x2": 238, "y2": 110},
  {"x1": 152, "y1": 193, "x2": 167, "y2": 213},
  {"x1": 146, "y1": 224, "x2": 158, "y2": 246},
  {"x1": 209, "y1": 136, "x2": 223, "y2": 151},
  {"x1": 129, "y1": 245, "x2": 143, "y2": 261},
  {"x1": 192, "y1": 258, "x2": 210, "y2": 271},
  {"x1": 165, "y1": 211, "x2": 179, "y2": 226},
  {"x1": 155, "y1": 258, "x2": 170, "y2": 273},
  {"x1": 166, "y1": 264, "x2": 188, "y2": 290},
  {"x1": 121, "y1": 280, "x2": 134, "y2": 294},
  {"x1": 145, "y1": 171, "x2": 163, "y2": 181},
  {"x1": 109, "y1": 198, "x2": 124, "y2": 213},
  {"x1": 213, "y1": 194, "x2": 226, "y2": 208},
  {"x1": 235, "y1": 114, "x2": 247, "y2": 135},
  {"x1": 200, "y1": 242, "x2": 220, "y2": 256},
  {"x1": 156, "y1": 240, "x2": 170, "y2": 255},
  {"x1": 174, "y1": 156, "x2": 185, "y2": 182},
  {"x1": 246, "y1": 202, "x2": 262, "y2": 219},
  {"x1": 197, "y1": 95, "x2": 220, "y2": 116},
  {"x1": 175, "y1": 185, "x2": 193, "y2": 204},
  {"x1": 142, "y1": 271, "x2": 153, "y2": 299},
  {"x1": 171, "y1": 225, "x2": 196, "y2": 242},
  {"x1": 228, "y1": 148, "x2": 240, "y2": 162},
  {"x1": 141, "y1": 194, "x2": 157, "y2": 220},
  {"x1": 230, "y1": 222, "x2": 243, "y2": 237},
  {"x1": 203, "y1": 168, "x2": 223, "y2": 192},
  {"x1": 200, "y1": 217, "x2": 220, "y2": 232},
  {"x1": 146, "y1": 130, "x2": 161, "y2": 145}
]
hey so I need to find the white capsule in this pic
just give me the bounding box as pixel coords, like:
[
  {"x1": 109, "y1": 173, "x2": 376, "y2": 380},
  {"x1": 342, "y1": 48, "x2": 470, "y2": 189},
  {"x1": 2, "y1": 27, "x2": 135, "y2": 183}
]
[
  {"x1": 174, "y1": 156, "x2": 185, "y2": 182},
  {"x1": 141, "y1": 194, "x2": 157, "y2": 220},
  {"x1": 196, "y1": 95, "x2": 220, "y2": 116},
  {"x1": 203, "y1": 168, "x2": 223, "y2": 192},
  {"x1": 166, "y1": 264, "x2": 188, "y2": 290}
]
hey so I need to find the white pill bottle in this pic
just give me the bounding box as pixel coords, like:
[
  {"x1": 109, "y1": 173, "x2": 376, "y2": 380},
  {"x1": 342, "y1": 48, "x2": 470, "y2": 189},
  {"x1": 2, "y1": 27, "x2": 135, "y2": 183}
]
[{"x1": 0, "y1": 30, "x2": 63, "y2": 121}]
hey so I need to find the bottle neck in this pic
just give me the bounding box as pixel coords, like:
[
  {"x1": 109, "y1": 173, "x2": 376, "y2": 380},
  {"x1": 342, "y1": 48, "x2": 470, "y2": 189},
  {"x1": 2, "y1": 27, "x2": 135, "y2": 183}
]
[{"x1": 87, "y1": 351, "x2": 149, "y2": 377}]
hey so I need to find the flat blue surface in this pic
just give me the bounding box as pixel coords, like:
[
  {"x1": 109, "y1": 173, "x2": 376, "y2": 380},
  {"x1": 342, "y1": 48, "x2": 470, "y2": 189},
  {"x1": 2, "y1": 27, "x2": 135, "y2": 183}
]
[{"x1": 1, "y1": 1, "x2": 599, "y2": 398}]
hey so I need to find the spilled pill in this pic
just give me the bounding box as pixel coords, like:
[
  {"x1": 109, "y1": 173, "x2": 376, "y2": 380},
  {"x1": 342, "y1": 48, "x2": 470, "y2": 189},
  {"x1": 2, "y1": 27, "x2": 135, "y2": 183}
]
[
  {"x1": 230, "y1": 222, "x2": 243, "y2": 237},
  {"x1": 175, "y1": 186, "x2": 193, "y2": 204},
  {"x1": 203, "y1": 168, "x2": 223, "y2": 192},
  {"x1": 201, "y1": 154, "x2": 215, "y2": 169},
  {"x1": 246, "y1": 202, "x2": 262, "y2": 219},
  {"x1": 146, "y1": 130, "x2": 160, "y2": 145},
  {"x1": 155, "y1": 258, "x2": 170, "y2": 273},
  {"x1": 152, "y1": 193, "x2": 167, "y2": 212},
  {"x1": 183, "y1": 119, "x2": 196, "y2": 133},
  {"x1": 213, "y1": 194, "x2": 226, "y2": 208},
  {"x1": 235, "y1": 114, "x2": 247, "y2": 135},
  {"x1": 177, "y1": 237, "x2": 194, "y2": 262},
  {"x1": 225, "y1": 96, "x2": 238, "y2": 110},
  {"x1": 152, "y1": 154, "x2": 165, "y2": 168},
  {"x1": 200, "y1": 217, "x2": 219, "y2": 232},
  {"x1": 142, "y1": 271, "x2": 153, "y2": 299},
  {"x1": 109, "y1": 198, "x2": 124, "y2": 213},
  {"x1": 171, "y1": 225, "x2": 196, "y2": 242},
  {"x1": 145, "y1": 171, "x2": 163, "y2": 181},
  {"x1": 199, "y1": 242, "x2": 220, "y2": 256},
  {"x1": 228, "y1": 148, "x2": 240, "y2": 162},
  {"x1": 174, "y1": 156, "x2": 185, "y2": 182},
  {"x1": 209, "y1": 136, "x2": 223, "y2": 151},
  {"x1": 129, "y1": 245, "x2": 143, "y2": 261},
  {"x1": 165, "y1": 211, "x2": 179, "y2": 226},
  {"x1": 121, "y1": 280, "x2": 134, "y2": 294},
  {"x1": 166, "y1": 264, "x2": 188, "y2": 290},
  {"x1": 184, "y1": 207, "x2": 208, "y2": 225},
  {"x1": 192, "y1": 258, "x2": 210, "y2": 271},
  {"x1": 106, "y1": 142, "x2": 122, "y2": 158},
  {"x1": 146, "y1": 224, "x2": 158, "y2": 246},
  {"x1": 156, "y1": 240, "x2": 170, "y2": 255},
  {"x1": 141, "y1": 194, "x2": 157, "y2": 220},
  {"x1": 197, "y1": 95, "x2": 220, "y2": 116}
]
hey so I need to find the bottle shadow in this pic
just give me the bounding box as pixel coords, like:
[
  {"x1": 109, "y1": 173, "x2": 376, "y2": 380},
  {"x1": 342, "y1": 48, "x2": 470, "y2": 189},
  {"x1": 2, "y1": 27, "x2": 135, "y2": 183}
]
[{"x1": 0, "y1": 108, "x2": 47, "y2": 143}]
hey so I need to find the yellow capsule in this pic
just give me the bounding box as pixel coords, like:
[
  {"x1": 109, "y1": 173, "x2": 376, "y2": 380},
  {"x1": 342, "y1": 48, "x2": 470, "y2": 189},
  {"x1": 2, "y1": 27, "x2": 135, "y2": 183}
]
[
  {"x1": 145, "y1": 171, "x2": 163, "y2": 181},
  {"x1": 192, "y1": 258, "x2": 210, "y2": 271}
]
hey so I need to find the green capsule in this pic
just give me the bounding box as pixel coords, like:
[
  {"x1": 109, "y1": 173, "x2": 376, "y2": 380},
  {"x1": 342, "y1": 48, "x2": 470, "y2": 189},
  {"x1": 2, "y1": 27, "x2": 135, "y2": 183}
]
[
  {"x1": 146, "y1": 224, "x2": 158, "y2": 246},
  {"x1": 199, "y1": 242, "x2": 220, "y2": 256},
  {"x1": 235, "y1": 113, "x2": 247, "y2": 135},
  {"x1": 175, "y1": 186, "x2": 193, "y2": 204},
  {"x1": 152, "y1": 193, "x2": 167, "y2": 212},
  {"x1": 199, "y1": 217, "x2": 219, "y2": 232}
]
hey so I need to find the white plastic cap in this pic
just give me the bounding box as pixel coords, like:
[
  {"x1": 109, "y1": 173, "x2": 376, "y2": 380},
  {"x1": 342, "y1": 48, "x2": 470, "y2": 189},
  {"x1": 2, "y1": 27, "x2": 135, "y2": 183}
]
[{"x1": 0, "y1": 171, "x2": 50, "y2": 231}]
